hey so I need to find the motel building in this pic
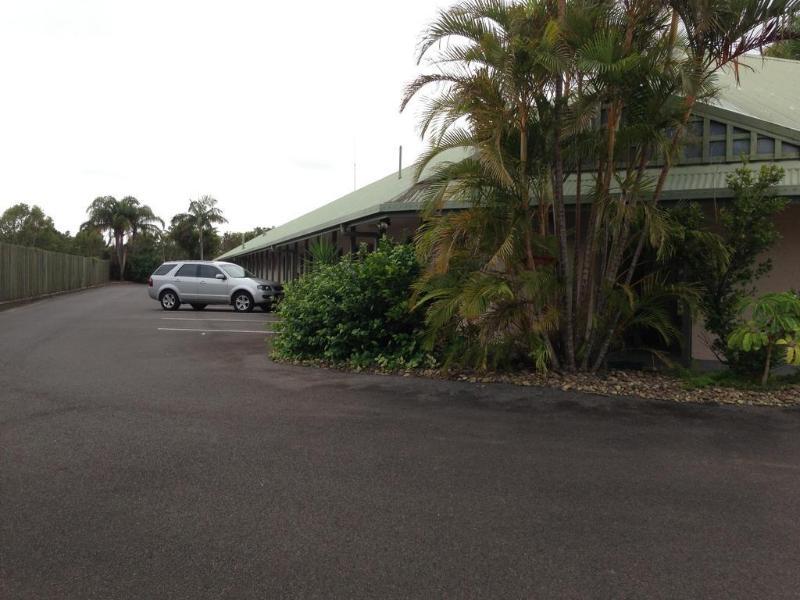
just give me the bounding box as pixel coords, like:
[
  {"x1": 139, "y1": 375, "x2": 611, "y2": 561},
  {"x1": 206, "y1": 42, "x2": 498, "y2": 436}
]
[{"x1": 218, "y1": 55, "x2": 800, "y2": 364}]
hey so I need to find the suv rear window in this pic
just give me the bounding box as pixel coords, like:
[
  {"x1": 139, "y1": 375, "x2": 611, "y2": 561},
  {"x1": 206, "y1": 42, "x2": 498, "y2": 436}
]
[
  {"x1": 153, "y1": 263, "x2": 177, "y2": 276},
  {"x1": 175, "y1": 264, "x2": 198, "y2": 277}
]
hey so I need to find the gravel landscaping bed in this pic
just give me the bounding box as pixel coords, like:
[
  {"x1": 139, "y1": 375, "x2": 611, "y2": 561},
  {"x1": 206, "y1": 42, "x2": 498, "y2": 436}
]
[
  {"x1": 446, "y1": 369, "x2": 800, "y2": 407},
  {"x1": 278, "y1": 359, "x2": 800, "y2": 407}
]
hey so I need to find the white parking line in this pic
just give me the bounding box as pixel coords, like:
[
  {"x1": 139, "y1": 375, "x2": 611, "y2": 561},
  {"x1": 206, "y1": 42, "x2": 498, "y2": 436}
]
[
  {"x1": 158, "y1": 327, "x2": 275, "y2": 334},
  {"x1": 161, "y1": 317, "x2": 274, "y2": 323}
]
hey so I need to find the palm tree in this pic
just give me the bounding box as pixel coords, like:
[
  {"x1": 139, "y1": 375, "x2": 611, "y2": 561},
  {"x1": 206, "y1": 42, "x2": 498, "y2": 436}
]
[
  {"x1": 589, "y1": 0, "x2": 799, "y2": 369},
  {"x1": 83, "y1": 196, "x2": 119, "y2": 269},
  {"x1": 187, "y1": 196, "x2": 227, "y2": 260},
  {"x1": 765, "y1": 14, "x2": 800, "y2": 58},
  {"x1": 401, "y1": 0, "x2": 569, "y2": 368},
  {"x1": 83, "y1": 196, "x2": 163, "y2": 280},
  {"x1": 403, "y1": 0, "x2": 797, "y2": 372},
  {"x1": 125, "y1": 200, "x2": 164, "y2": 276}
]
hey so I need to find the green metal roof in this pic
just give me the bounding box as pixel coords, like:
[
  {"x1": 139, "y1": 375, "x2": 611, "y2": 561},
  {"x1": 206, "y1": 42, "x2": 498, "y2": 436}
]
[
  {"x1": 217, "y1": 147, "x2": 472, "y2": 260},
  {"x1": 219, "y1": 56, "x2": 800, "y2": 261},
  {"x1": 566, "y1": 159, "x2": 800, "y2": 200},
  {"x1": 712, "y1": 55, "x2": 800, "y2": 137}
]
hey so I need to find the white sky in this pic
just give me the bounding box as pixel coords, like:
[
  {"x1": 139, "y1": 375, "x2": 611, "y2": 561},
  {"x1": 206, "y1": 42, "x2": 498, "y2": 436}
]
[{"x1": 0, "y1": 0, "x2": 447, "y2": 234}]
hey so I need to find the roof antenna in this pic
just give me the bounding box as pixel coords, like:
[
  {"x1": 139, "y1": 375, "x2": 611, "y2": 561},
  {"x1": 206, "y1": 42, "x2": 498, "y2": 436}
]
[
  {"x1": 398, "y1": 145, "x2": 403, "y2": 179},
  {"x1": 353, "y1": 138, "x2": 357, "y2": 191}
]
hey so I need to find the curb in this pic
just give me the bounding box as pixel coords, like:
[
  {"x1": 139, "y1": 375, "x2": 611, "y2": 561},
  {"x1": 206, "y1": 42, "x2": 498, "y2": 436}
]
[{"x1": 0, "y1": 283, "x2": 114, "y2": 312}]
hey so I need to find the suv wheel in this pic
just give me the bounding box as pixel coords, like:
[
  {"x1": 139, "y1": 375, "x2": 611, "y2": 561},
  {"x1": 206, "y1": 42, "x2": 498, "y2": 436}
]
[
  {"x1": 191, "y1": 304, "x2": 207, "y2": 311},
  {"x1": 233, "y1": 291, "x2": 254, "y2": 313},
  {"x1": 160, "y1": 290, "x2": 180, "y2": 311}
]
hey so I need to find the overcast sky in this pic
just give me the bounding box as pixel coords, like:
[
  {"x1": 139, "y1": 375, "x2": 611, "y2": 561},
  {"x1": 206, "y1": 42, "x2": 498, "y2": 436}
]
[{"x1": 0, "y1": 0, "x2": 447, "y2": 234}]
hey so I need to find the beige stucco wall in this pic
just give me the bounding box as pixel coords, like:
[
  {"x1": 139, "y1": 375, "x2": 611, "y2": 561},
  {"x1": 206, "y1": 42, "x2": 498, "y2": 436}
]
[{"x1": 692, "y1": 202, "x2": 800, "y2": 361}]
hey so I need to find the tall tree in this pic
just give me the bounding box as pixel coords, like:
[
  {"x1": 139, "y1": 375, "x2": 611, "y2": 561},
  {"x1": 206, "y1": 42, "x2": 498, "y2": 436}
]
[
  {"x1": 403, "y1": 0, "x2": 797, "y2": 372},
  {"x1": 186, "y1": 196, "x2": 227, "y2": 260},
  {"x1": 83, "y1": 196, "x2": 163, "y2": 280},
  {"x1": 168, "y1": 212, "x2": 222, "y2": 259},
  {"x1": 586, "y1": 0, "x2": 798, "y2": 369},
  {"x1": 219, "y1": 227, "x2": 272, "y2": 255},
  {"x1": 401, "y1": 0, "x2": 568, "y2": 369},
  {"x1": 0, "y1": 203, "x2": 69, "y2": 252},
  {"x1": 70, "y1": 227, "x2": 108, "y2": 258}
]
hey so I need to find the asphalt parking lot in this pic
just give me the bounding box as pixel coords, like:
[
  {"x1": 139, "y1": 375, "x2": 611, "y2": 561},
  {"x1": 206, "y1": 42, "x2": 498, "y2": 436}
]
[{"x1": 2, "y1": 284, "x2": 800, "y2": 599}]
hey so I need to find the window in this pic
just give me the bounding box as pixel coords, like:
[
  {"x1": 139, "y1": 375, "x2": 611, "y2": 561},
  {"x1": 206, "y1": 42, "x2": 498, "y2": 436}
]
[
  {"x1": 220, "y1": 264, "x2": 257, "y2": 279},
  {"x1": 175, "y1": 264, "x2": 198, "y2": 277},
  {"x1": 683, "y1": 143, "x2": 702, "y2": 159},
  {"x1": 732, "y1": 138, "x2": 751, "y2": 156},
  {"x1": 783, "y1": 142, "x2": 800, "y2": 157},
  {"x1": 153, "y1": 263, "x2": 176, "y2": 276},
  {"x1": 757, "y1": 136, "x2": 775, "y2": 155},
  {"x1": 198, "y1": 265, "x2": 222, "y2": 278},
  {"x1": 733, "y1": 127, "x2": 749, "y2": 136},
  {"x1": 710, "y1": 120, "x2": 726, "y2": 136},
  {"x1": 709, "y1": 140, "x2": 726, "y2": 158},
  {"x1": 687, "y1": 120, "x2": 703, "y2": 137}
]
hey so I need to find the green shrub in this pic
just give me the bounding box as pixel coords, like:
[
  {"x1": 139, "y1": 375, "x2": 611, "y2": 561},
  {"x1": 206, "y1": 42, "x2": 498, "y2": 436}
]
[
  {"x1": 305, "y1": 238, "x2": 339, "y2": 269},
  {"x1": 272, "y1": 240, "x2": 432, "y2": 369},
  {"x1": 727, "y1": 292, "x2": 800, "y2": 386},
  {"x1": 125, "y1": 233, "x2": 163, "y2": 283},
  {"x1": 665, "y1": 164, "x2": 787, "y2": 375}
]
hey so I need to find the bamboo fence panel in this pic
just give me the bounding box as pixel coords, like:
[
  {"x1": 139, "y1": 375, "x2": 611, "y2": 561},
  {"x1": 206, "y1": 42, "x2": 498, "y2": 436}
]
[{"x1": 0, "y1": 242, "x2": 110, "y2": 302}]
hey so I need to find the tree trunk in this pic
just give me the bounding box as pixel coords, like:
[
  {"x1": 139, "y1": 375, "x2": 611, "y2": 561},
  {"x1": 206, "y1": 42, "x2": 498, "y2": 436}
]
[
  {"x1": 573, "y1": 74, "x2": 583, "y2": 311},
  {"x1": 599, "y1": 150, "x2": 648, "y2": 293},
  {"x1": 761, "y1": 344, "x2": 773, "y2": 386},
  {"x1": 609, "y1": 96, "x2": 697, "y2": 302},
  {"x1": 577, "y1": 191, "x2": 601, "y2": 364},
  {"x1": 199, "y1": 224, "x2": 204, "y2": 261},
  {"x1": 553, "y1": 0, "x2": 576, "y2": 370},
  {"x1": 589, "y1": 115, "x2": 693, "y2": 371},
  {"x1": 554, "y1": 72, "x2": 575, "y2": 370},
  {"x1": 578, "y1": 106, "x2": 619, "y2": 370},
  {"x1": 115, "y1": 232, "x2": 125, "y2": 281},
  {"x1": 578, "y1": 6, "x2": 641, "y2": 370},
  {"x1": 121, "y1": 244, "x2": 128, "y2": 281}
]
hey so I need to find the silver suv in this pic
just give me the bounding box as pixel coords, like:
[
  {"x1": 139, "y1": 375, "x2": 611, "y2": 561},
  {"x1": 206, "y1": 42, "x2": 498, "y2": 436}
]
[{"x1": 147, "y1": 261, "x2": 283, "y2": 312}]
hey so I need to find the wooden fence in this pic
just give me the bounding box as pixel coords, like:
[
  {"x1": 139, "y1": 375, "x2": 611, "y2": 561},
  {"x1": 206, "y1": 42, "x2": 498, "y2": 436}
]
[{"x1": 0, "y1": 242, "x2": 110, "y2": 303}]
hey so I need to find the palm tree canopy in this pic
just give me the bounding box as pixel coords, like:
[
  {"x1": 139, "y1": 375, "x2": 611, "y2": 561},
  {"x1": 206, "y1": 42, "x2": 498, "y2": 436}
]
[
  {"x1": 401, "y1": 0, "x2": 799, "y2": 373},
  {"x1": 83, "y1": 196, "x2": 163, "y2": 239},
  {"x1": 124, "y1": 197, "x2": 164, "y2": 237},
  {"x1": 669, "y1": 0, "x2": 799, "y2": 73},
  {"x1": 83, "y1": 196, "x2": 121, "y2": 234},
  {"x1": 188, "y1": 195, "x2": 227, "y2": 229},
  {"x1": 82, "y1": 195, "x2": 163, "y2": 280}
]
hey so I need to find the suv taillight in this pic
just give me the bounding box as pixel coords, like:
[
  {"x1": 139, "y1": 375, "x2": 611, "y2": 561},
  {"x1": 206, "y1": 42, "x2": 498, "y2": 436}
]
[{"x1": 148, "y1": 277, "x2": 153, "y2": 287}]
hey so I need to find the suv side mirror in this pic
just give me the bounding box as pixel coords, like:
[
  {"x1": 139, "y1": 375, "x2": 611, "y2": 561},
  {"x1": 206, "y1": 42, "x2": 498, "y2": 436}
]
[{"x1": 215, "y1": 273, "x2": 226, "y2": 280}]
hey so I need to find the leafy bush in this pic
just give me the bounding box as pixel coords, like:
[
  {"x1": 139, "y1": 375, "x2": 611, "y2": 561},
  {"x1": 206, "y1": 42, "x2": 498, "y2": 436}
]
[
  {"x1": 412, "y1": 253, "x2": 561, "y2": 373},
  {"x1": 664, "y1": 164, "x2": 787, "y2": 374},
  {"x1": 272, "y1": 240, "x2": 432, "y2": 369},
  {"x1": 305, "y1": 238, "x2": 339, "y2": 269},
  {"x1": 125, "y1": 232, "x2": 163, "y2": 283},
  {"x1": 727, "y1": 292, "x2": 800, "y2": 385}
]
